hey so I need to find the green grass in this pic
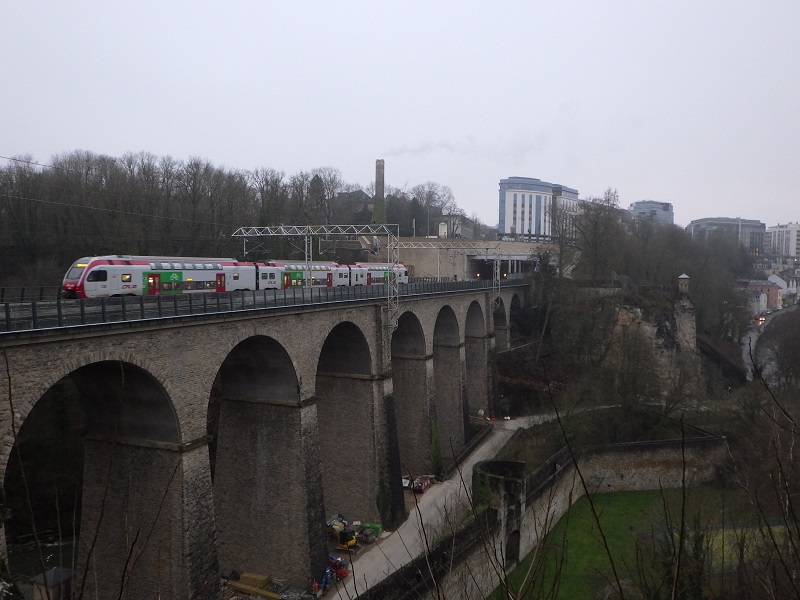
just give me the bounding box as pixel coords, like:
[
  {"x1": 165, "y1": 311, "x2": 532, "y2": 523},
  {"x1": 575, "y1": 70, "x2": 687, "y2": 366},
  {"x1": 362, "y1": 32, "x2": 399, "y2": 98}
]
[{"x1": 488, "y1": 487, "x2": 756, "y2": 600}]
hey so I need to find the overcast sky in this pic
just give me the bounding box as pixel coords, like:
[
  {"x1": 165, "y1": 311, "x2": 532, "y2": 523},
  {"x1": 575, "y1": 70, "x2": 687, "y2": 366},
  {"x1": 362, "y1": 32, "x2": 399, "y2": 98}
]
[{"x1": 3, "y1": 1, "x2": 798, "y2": 228}]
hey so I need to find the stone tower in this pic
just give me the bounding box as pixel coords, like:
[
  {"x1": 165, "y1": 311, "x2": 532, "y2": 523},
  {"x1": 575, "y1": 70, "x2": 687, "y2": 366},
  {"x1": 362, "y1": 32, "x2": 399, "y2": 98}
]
[
  {"x1": 375, "y1": 159, "x2": 385, "y2": 202},
  {"x1": 678, "y1": 273, "x2": 690, "y2": 295},
  {"x1": 373, "y1": 159, "x2": 386, "y2": 223}
]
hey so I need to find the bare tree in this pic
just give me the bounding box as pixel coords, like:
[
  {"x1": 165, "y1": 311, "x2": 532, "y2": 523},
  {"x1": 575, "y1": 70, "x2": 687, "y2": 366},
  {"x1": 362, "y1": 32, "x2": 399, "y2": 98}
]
[
  {"x1": 311, "y1": 167, "x2": 343, "y2": 225},
  {"x1": 411, "y1": 182, "x2": 453, "y2": 237},
  {"x1": 250, "y1": 167, "x2": 287, "y2": 226},
  {"x1": 573, "y1": 188, "x2": 625, "y2": 282},
  {"x1": 545, "y1": 198, "x2": 580, "y2": 279},
  {"x1": 288, "y1": 171, "x2": 312, "y2": 224}
]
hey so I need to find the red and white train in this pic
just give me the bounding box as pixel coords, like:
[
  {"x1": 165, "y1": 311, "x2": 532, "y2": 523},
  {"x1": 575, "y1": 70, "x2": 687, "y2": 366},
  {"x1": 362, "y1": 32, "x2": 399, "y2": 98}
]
[{"x1": 62, "y1": 255, "x2": 409, "y2": 299}]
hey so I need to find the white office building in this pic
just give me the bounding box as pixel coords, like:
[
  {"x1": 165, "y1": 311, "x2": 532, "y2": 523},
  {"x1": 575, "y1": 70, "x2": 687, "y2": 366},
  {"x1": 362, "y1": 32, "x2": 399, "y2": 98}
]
[
  {"x1": 766, "y1": 223, "x2": 800, "y2": 258},
  {"x1": 497, "y1": 177, "x2": 579, "y2": 240}
]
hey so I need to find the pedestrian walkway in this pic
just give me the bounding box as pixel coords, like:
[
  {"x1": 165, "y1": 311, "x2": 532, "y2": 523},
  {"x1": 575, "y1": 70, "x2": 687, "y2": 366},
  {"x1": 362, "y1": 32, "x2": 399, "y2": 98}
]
[{"x1": 330, "y1": 417, "x2": 533, "y2": 598}]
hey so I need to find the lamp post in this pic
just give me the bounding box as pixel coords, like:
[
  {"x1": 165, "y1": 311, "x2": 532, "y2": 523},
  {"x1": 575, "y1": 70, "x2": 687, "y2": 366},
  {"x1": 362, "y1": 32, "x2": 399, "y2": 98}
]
[{"x1": 427, "y1": 201, "x2": 431, "y2": 237}]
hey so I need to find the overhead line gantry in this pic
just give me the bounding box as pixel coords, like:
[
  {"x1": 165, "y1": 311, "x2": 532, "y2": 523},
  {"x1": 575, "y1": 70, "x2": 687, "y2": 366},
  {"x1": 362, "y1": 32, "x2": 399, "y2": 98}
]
[{"x1": 230, "y1": 225, "x2": 401, "y2": 342}]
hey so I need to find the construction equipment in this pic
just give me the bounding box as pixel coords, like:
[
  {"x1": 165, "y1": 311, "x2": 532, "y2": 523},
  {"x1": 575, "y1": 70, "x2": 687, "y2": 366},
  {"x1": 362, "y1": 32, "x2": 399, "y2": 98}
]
[
  {"x1": 337, "y1": 528, "x2": 359, "y2": 552},
  {"x1": 328, "y1": 556, "x2": 349, "y2": 581},
  {"x1": 327, "y1": 515, "x2": 360, "y2": 552}
]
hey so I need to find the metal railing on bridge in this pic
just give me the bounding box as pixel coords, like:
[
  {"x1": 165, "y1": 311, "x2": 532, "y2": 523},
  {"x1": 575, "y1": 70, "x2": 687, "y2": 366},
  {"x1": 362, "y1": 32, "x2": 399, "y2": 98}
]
[
  {"x1": 0, "y1": 279, "x2": 524, "y2": 335},
  {"x1": 0, "y1": 286, "x2": 63, "y2": 303}
]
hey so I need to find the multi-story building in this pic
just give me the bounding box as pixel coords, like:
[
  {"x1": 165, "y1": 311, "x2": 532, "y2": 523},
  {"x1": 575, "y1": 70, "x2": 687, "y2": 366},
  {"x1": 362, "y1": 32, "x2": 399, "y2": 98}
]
[
  {"x1": 628, "y1": 200, "x2": 674, "y2": 226},
  {"x1": 765, "y1": 223, "x2": 800, "y2": 258},
  {"x1": 686, "y1": 217, "x2": 765, "y2": 256},
  {"x1": 737, "y1": 279, "x2": 781, "y2": 310},
  {"x1": 497, "y1": 177, "x2": 580, "y2": 240}
]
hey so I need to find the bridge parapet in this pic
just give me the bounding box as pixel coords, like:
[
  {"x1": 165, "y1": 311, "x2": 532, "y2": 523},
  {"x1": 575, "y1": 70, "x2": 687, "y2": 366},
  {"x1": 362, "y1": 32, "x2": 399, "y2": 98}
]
[{"x1": 0, "y1": 279, "x2": 530, "y2": 335}]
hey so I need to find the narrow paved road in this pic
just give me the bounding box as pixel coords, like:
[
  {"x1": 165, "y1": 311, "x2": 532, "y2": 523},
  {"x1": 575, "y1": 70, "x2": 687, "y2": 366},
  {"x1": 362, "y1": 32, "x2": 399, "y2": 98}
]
[
  {"x1": 331, "y1": 414, "x2": 558, "y2": 598},
  {"x1": 743, "y1": 306, "x2": 796, "y2": 383}
]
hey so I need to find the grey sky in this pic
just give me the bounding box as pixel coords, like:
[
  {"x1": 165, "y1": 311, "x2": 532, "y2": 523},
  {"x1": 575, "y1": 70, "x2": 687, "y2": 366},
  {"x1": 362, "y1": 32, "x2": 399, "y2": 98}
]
[{"x1": 3, "y1": 1, "x2": 798, "y2": 228}]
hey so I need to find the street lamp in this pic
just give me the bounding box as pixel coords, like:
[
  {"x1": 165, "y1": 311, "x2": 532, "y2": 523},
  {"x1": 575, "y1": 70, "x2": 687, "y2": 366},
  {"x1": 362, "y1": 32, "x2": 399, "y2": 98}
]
[{"x1": 427, "y1": 201, "x2": 431, "y2": 237}]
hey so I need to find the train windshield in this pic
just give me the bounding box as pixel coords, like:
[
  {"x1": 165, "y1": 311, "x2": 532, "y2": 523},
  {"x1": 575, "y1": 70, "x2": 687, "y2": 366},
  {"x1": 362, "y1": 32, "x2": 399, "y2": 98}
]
[{"x1": 65, "y1": 259, "x2": 90, "y2": 281}]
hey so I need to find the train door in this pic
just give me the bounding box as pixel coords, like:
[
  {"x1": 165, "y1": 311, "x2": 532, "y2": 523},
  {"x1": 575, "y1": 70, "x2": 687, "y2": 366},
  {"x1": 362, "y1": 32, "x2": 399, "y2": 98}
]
[
  {"x1": 327, "y1": 272, "x2": 333, "y2": 287},
  {"x1": 216, "y1": 273, "x2": 226, "y2": 292},
  {"x1": 283, "y1": 272, "x2": 291, "y2": 289},
  {"x1": 147, "y1": 273, "x2": 160, "y2": 295},
  {"x1": 366, "y1": 272, "x2": 372, "y2": 285}
]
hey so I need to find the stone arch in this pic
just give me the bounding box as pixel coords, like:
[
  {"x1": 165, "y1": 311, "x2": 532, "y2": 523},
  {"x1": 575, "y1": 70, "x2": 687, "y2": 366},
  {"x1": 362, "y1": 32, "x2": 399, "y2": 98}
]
[
  {"x1": 464, "y1": 301, "x2": 489, "y2": 416},
  {"x1": 2, "y1": 360, "x2": 218, "y2": 599},
  {"x1": 211, "y1": 335, "x2": 325, "y2": 587},
  {"x1": 465, "y1": 300, "x2": 487, "y2": 339},
  {"x1": 318, "y1": 321, "x2": 372, "y2": 376},
  {"x1": 391, "y1": 311, "x2": 426, "y2": 357},
  {"x1": 3, "y1": 378, "x2": 86, "y2": 569},
  {"x1": 2, "y1": 350, "x2": 182, "y2": 469},
  {"x1": 434, "y1": 305, "x2": 460, "y2": 346},
  {"x1": 390, "y1": 312, "x2": 431, "y2": 478},
  {"x1": 72, "y1": 360, "x2": 181, "y2": 441},
  {"x1": 509, "y1": 293, "x2": 524, "y2": 344},
  {"x1": 510, "y1": 292, "x2": 522, "y2": 312},
  {"x1": 493, "y1": 297, "x2": 509, "y2": 350},
  {"x1": 208, "y1": 335, "x2": 300, "y2": 477},
  {"x1": 316, "y1": 322, "x2": 380, "y2": 521},
  {"x1": 433, "y1": 306, "x2": 466, "y2": 472}
]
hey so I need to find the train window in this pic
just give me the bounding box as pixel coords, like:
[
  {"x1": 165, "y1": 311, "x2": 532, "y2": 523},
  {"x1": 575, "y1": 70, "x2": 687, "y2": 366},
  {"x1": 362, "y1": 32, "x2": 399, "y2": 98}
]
[
  {"x1": 233, "y1": 272, "x2": 239, "y2": 280},
  {"x1": 204, "y1": 264, "x2": 213, "y2": 270},
  {"x1": 162, "y1": 282, "x2": 173, "y2": 291},
  {"x1": 172, "y1": 263, "x2": 182, "y2": 270},
  {"x1": 86, "y1": 270, "x2": 108, "y2": 282},
  {"x1": 66, "y1": 266, "x2": 86, "y2": 280},
  {"x1": 269, "y1": 273, "x2": 275, "y2": 280},
  {"x1": 121, "y1": 274, "x2": 132, "y2": 283},
  {"x1": 214, "y1": 264, "x2": 222, "y2": 270},
  {"x1": 184, "y1": 264, "x2": 194, "y2": 270},
  {"x1": 150, "y1": 263, "x2": 157, "y2": 269},
  {"x1": 205, "y1": 281, "x2": 215, "y2": 289},
  {"x1": 161, "y1": 263, "x2": 171, "y2": 270}
]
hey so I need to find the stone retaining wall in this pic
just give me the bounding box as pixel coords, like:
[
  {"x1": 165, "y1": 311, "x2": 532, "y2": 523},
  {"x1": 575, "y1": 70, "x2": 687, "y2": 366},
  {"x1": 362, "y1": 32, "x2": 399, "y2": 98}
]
[{"x1": 373, "y1": 429, "x2": 727, "y2": 600}]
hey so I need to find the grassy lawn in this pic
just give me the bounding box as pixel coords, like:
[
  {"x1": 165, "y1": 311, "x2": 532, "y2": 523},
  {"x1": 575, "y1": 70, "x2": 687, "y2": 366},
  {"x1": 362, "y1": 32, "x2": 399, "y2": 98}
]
[{"x1": 489, "y1": 487, "x2": 753, "y2": 600}]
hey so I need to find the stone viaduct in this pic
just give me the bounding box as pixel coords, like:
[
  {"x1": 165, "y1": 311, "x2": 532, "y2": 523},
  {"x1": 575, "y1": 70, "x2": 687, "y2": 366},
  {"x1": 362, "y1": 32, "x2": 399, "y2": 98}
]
[{"x1": 0, "y1": 285, "x2": 527, "y2": 599}]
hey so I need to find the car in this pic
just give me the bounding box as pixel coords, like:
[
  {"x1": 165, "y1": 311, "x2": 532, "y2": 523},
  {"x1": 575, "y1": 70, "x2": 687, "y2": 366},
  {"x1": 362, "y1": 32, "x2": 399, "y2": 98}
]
[{"x1": 412, "y1": 475, "x2": 435, "y2": 493}]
